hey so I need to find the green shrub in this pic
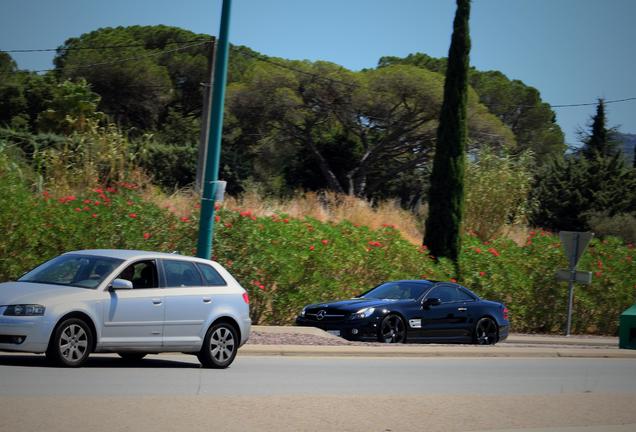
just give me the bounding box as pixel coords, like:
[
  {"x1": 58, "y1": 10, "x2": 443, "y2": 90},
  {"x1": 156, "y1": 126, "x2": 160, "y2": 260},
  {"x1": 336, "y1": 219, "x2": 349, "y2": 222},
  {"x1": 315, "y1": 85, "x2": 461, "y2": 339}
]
[{"x1": 1, "y1": 147, "x2": 634, "y2": 333}]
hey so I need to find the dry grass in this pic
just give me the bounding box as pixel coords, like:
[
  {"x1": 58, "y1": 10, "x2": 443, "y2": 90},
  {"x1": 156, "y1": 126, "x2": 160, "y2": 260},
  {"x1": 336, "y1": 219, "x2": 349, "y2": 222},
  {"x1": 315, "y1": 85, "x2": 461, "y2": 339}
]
[
  {"x1": 229, "y1": 191, "x2": 425, "y2": 245},
  {"x1": 144, "y1": 188, "x2": 425, "y2": 245},
  {"x1": 141, "y1": 187, "x2": 532, "y2": 246}
]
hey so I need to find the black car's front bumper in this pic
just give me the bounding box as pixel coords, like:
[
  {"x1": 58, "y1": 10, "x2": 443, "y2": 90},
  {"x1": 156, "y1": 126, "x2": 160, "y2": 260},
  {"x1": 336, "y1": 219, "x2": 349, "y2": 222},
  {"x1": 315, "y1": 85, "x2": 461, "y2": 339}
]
[{"x1": 295, "y1": 316, "x2": 381, "y2": 341}]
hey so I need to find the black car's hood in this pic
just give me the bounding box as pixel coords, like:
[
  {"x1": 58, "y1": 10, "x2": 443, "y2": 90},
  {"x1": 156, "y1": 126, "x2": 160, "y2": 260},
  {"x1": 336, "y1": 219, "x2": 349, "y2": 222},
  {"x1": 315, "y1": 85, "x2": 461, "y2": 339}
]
[{"x1": 306, "y1": 298, "x2": 395, "y2": 313}]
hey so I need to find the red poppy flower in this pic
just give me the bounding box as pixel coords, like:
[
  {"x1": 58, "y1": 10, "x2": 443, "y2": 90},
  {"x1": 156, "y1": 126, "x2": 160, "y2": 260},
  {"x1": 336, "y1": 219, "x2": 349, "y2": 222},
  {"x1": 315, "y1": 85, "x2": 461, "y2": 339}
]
[
  {"x1": 129, "y1": 213, "x2": 137, "y2": 219},
  {"x1": 309, "y1": 245, "x2": 315, "y2": 251},
  {"x1": 143, "y1": 233, "x2": 151, "y2": 240},
  {"x1": 479, "y1": 271, "x2": 486, "y2": 277},
  {"x1": 321, "y1": 239, "x2": 329, "y2": 245},
  {"x1": 215, "y1": 215, "x2": 220, "y2": 223},
  {"x1": 180, "y1": 216, "x2": 190, "y2": 223}
]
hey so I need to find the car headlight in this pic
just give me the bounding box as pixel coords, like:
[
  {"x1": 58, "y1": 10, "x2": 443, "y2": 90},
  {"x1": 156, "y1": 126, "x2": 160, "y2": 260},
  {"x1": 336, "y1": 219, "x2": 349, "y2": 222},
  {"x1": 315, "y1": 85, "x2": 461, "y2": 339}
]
[
  {"x1": 349, "y1": 307, "x2": 375, "y2": 320},
  {"x1": 3, "y1": 304, "x2": 46, "y2": 316},
  {"x1": 299, "y1": 307, "x2": 307, "y2": 317}
]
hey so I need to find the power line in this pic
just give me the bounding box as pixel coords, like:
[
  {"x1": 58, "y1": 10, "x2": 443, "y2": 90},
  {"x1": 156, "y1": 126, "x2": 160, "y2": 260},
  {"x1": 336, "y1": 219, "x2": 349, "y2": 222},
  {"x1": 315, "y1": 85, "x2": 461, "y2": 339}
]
[
  {"x1": 4, "y1": 41, "x2": 636, "y2": 111},
  {"x1": 551, "y1": 97, "x2": 636, "y2": 108},
  {"x1": 230, "y1": 48, "x2": 636, "y2": 110},
  {"x1": 30, "y1": 41, "x2": 209, "y2": 73},
  {"x1": 0, "y1": 38, "x2": 212, "y2": 53}
]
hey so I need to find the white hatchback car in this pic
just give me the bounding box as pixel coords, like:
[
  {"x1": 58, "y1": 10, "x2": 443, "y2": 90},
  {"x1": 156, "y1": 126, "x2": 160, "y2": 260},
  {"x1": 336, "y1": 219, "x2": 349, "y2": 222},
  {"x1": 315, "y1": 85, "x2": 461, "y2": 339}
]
[{"x1": 0, "y1": 250, "x2": 251, "y2": 368}]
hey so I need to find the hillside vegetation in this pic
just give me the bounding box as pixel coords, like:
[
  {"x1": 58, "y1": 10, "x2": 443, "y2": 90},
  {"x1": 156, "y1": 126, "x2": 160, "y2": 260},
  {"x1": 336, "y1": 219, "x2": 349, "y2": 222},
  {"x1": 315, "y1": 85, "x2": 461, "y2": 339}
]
[{"x1": 1, "y1": 144, "x2": 634, "y2": 334}]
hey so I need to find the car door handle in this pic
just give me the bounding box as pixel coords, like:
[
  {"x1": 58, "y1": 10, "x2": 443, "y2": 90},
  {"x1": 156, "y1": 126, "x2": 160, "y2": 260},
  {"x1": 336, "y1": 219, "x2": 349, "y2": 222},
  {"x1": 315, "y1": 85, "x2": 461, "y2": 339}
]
[
  {"x1": 152, "y1": 298, "x2": 163, "y2": 305},
  {"x1": 202, "y1": 298, "x2": 212, "y2": 304},
  {"x1": 457, "y1": 307, "x2": 467, "y2": 311}
]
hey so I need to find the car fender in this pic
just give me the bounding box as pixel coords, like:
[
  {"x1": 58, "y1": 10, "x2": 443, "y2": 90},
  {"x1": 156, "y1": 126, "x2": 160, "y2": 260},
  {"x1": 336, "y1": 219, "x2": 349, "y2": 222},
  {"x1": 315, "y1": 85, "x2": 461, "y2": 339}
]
[
  {"x1": 46, "y1": 301, "x2": 103, "y2": 347},
  {"x1": 199, "y1": 307, "x2": 246, "y2": 345}
]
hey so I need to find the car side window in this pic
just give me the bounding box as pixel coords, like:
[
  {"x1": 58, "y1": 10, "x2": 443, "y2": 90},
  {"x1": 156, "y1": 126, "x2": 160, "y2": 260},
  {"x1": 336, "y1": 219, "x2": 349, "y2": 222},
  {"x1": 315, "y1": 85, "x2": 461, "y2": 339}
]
[
  {"x1": 163, "y1": 259, "x2": 203, "y2": 287},
  {"x1": 196, "y1": 263, "x2": 226, "y2": 286},
  {"x1": 455, "y1": 287, "x2": 476, "y2": 301},
  {"x1": 117, "y1": 260, "x2": 158, "y2": 289},
  {"x1": 428, "y1": 285, "x2": 457, "y2": 303}
]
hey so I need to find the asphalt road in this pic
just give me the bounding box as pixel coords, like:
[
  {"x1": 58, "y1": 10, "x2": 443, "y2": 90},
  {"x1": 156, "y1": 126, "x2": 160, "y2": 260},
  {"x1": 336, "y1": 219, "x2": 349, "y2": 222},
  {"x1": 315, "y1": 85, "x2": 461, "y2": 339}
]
[{"x1": 1, "y1": 353, "x2": 635, "y2": 432}]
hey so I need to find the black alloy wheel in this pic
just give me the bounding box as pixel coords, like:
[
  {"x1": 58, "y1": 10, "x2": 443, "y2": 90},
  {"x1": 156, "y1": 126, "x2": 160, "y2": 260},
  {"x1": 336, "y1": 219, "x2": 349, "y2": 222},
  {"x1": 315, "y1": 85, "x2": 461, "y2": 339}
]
[
  {"x1": 474, "y1": 317, "x2": 498, "y2": 345},
  {"x1": 118, "y1": 352, "x2": 147, "y2": 361},
  {"x1": 198, "y1": 322, "x2": 238, "y2": 369},
  {"x1": 378, "y1": 314, "x2": 406, "y2": 343},
  {"x1": 46, "y1": 318, "x2": 93, "y2": 367}
]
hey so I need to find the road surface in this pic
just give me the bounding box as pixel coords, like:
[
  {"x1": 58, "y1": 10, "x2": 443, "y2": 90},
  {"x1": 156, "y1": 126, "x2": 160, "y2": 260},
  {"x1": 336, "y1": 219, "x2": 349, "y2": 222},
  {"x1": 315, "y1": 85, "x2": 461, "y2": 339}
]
[{"x1": 0, "y1": 353, "x2": 635, "y2": 432}]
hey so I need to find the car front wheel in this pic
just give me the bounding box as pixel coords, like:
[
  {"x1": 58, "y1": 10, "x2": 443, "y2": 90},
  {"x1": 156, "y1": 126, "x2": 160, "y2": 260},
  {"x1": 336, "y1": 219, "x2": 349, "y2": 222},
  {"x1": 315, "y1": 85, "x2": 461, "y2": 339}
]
[
  {"x1": 474, "y1": 317, "x2": 498, "y2": 345},
  {"x1": 378, "y1": 314, "x2": 406, "y2": 343},
  {"x1": 46, "y1": 318, "x2": 93, "y2": 367},
  {"x1": 198, "y1": 323, "x2": 238, "y2": 369}
]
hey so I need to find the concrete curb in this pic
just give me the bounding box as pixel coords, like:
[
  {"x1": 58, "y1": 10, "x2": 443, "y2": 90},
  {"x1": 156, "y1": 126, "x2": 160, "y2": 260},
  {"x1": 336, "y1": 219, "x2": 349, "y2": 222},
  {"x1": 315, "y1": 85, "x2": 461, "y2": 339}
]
[
  {"x1": 240, "y1": 344, "x2": 636, "y2": 359},
  {"x1": 246, "y1": 326, "x2": 631, "y2": 358}
]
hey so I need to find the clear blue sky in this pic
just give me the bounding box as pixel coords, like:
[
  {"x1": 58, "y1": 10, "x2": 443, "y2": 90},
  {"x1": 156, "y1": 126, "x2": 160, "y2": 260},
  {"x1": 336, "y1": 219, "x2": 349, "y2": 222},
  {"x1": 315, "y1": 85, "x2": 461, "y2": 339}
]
[{"x1": 2, "y1": 0, "x2": 635, "y2": 146}]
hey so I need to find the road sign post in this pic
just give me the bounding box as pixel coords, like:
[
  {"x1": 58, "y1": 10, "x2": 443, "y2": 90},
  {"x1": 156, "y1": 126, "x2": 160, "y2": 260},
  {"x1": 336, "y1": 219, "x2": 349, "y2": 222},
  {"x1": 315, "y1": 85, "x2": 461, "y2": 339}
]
[{"x1": 557, "y1": 231, "x2": 594, "y2": 336}]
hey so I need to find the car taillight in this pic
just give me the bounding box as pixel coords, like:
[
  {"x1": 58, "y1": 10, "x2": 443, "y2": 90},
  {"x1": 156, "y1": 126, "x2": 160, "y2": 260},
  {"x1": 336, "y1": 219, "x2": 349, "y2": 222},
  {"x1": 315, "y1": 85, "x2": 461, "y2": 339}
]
[
  {"x1": 242, "y1": 292, "x2": 250, "y2": 304},
  {"x1": 503, "y1": 307, "x2": 509, "y2": 320}
]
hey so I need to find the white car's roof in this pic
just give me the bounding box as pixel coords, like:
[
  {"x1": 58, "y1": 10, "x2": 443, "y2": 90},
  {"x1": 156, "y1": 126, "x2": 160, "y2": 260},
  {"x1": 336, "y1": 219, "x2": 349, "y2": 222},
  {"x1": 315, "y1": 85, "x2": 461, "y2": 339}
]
[{"x1": 65, "y1": 249, "x2": 212, "y2": 263}]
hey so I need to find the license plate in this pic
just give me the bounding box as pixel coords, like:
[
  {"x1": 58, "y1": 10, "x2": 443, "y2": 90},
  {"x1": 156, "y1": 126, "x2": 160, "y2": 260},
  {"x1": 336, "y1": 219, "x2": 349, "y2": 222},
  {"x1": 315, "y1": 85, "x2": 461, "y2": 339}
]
[{"x1": 326, "y1": 330, "x2": 341, "y2": 337}]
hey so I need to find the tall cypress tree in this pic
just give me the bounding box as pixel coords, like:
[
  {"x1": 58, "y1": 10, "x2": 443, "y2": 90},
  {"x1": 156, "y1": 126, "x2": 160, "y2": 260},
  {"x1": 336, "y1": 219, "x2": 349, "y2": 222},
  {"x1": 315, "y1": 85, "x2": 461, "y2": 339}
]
[
  {"x1": 424, "y1": 0, "x2": 471, "y2": 266},
  {"x1": 582, "y1": 99, "x2": 617, "y2": 159}
]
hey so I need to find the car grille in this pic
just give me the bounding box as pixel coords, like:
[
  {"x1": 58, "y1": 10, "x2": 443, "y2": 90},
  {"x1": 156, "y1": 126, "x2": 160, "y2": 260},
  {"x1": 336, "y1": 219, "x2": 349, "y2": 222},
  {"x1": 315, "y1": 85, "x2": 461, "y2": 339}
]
[{"x1": 303, "y1": 308, "x2": 347, "y2": 323}]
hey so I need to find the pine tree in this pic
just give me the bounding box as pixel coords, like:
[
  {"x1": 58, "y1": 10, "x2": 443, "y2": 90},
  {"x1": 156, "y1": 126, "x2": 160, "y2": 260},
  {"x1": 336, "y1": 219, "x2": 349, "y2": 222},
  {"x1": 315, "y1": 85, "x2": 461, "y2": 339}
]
[
  {"x1": 582, "y1": 99, "x2": 618, "y2": 160},
  {"x1": 531, "y1": 99, "x2": 636, "y2": 232},
  {"x1": 424, "y1": 0, "x2": 471, "y2": 266}
]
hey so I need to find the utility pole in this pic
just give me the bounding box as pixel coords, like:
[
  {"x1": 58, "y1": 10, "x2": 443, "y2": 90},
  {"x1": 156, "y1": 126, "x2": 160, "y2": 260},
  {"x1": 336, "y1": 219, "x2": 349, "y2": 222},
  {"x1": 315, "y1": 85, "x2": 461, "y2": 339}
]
[
  {"x1": 196, "y1": 0, "x2": 232, "y2": 259},
  {"x1": 195, "y1": 39, "x2": 216, "y2": 193}
]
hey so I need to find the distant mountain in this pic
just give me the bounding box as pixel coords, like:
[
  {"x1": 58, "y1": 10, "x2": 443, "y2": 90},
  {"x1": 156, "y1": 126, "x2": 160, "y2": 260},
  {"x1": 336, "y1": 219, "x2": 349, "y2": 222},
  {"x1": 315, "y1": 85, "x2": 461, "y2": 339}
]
[{"x1": 616, "y1": 132, "x2": 636, "y2": 164}]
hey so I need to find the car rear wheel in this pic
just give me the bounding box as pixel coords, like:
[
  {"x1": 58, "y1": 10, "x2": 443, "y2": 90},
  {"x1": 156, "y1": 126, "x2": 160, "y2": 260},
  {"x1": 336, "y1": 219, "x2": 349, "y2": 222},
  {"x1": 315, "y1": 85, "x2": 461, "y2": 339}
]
[
  {"x1": 46, "y1": 318, "x2": 93, "y2": 367},
  {"x1": 118, "y1": 352, "x2": 147, "y2": 361},
  {"x1": 198, "y1": 322, "x2": 238, "y2": 369},
  {"x1": 378, "y1": 314, "x2": 406, "y2": 343},
  {"x1": 474, "y1": 317, "x2": 498, "y2": 345}
]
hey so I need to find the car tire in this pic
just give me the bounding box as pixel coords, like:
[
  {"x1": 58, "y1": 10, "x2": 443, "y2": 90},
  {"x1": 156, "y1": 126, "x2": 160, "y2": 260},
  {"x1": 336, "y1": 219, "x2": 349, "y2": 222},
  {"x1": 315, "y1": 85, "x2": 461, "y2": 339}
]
[
  {"x1": 118, "y1": 352, "x2": 147, "y2": 361},
  {"x1": 474, "y1": 317, "x2": 498, "y2": 345},
  {"x1": 197, "y1": 322, "x2": 238, "y2": 369},
  {"x1": 378, "y1": 314, "x2": 407, "y2": 343},
  {"x1": 46, "y1": 318, "x2": 93, "y2": 367}
]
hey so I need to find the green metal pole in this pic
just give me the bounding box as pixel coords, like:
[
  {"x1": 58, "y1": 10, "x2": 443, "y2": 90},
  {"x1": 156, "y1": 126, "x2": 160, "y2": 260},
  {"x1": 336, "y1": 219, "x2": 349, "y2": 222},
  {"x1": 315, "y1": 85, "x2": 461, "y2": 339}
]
[{"x1": 196, "y1": 0, "x2": 232, "y2": 259}]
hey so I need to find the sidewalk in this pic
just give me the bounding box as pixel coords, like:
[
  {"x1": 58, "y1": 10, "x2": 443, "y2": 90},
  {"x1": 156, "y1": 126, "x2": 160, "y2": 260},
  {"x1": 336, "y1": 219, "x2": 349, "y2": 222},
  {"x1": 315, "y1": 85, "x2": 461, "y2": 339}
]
[{"x1": 241, "y1": 325, "x2": 634, "y2": 359}]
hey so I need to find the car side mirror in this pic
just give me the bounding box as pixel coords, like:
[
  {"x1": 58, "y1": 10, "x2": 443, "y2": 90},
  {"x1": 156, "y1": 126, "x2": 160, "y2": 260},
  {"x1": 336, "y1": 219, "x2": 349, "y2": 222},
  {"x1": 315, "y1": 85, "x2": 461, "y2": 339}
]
[
  {"x1": 422, "y1": 298, "x2": 441, "y2": 308},
  {"x1": 111, "y1": 278, "x2": 133, "y2": 290}
]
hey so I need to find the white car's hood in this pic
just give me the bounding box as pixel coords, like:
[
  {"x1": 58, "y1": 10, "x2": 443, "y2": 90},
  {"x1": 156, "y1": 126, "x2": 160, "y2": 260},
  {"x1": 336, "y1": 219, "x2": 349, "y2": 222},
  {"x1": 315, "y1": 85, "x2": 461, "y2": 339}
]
[{"x1": 0, "y1": 281, "x2": 90, "y2": 306}]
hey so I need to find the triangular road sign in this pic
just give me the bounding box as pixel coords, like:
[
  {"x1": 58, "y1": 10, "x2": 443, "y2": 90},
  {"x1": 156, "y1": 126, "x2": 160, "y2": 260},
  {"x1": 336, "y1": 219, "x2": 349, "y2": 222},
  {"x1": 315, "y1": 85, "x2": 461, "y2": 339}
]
[{"x1": 559, "y1": 231, "x2": 594, "y2": 268}]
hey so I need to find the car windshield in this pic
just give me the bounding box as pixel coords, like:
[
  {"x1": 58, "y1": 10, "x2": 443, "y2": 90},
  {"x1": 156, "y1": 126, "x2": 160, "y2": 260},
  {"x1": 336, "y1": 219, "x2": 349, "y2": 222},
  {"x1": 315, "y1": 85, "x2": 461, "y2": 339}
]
[
  {"x1": 358, "y1": 281, "x2": 433, "y2": 300},
  {"x1": 18, "y1": 254, "x2": 124, "y2": 289}
]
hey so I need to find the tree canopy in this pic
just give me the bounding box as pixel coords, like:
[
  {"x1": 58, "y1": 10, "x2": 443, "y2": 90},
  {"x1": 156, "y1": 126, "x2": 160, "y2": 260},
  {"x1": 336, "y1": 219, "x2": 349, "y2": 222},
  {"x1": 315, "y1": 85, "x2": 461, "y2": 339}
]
[{"x1": 378, "y1": 53, "x2": 565, "y2": 163}]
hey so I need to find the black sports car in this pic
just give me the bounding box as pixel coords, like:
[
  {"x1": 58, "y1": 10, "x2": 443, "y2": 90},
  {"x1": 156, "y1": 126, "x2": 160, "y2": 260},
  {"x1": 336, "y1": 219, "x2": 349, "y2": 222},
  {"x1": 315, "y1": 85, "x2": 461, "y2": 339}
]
[{"x1": 296, "y1": 280, "x2": 509, "y2": 344}]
